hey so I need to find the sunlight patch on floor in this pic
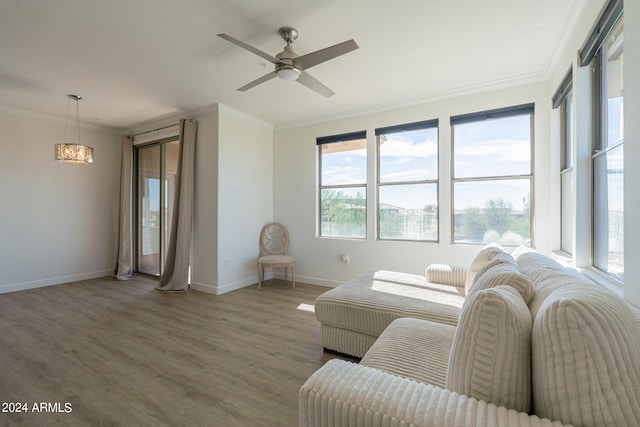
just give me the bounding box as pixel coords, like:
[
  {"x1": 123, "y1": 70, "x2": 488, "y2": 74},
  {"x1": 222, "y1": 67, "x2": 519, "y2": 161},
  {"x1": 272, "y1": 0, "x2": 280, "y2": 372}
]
[{"x1": 297, "y1": 303, "x2": 315, "y2": 313}]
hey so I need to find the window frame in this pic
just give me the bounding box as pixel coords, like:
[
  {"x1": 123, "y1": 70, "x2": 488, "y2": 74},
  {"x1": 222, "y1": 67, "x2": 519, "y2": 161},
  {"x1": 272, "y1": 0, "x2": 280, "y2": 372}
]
[
  {"x1": 552, "y1": 68, "x2": 574, "y2": 255},
  {"x1": 375, "y1": 119, "x2": 439, "y2": 242},
  {"x1": 589, "y1": 13, "x2": 624, "y2": 281},
  {"x1": 450, "y1": 103, "x2": 535, "y2": 246},
  {"x1": 317, "y1": 130, "x2": 368, "y2": 240}
]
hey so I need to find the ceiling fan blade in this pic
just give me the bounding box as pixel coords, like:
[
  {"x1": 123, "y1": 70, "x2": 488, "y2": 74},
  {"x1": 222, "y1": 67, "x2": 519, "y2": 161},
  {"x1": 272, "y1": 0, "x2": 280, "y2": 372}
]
[
  {"x1": 237, "y1": 71, "x2": 277, "y2": 92},
  {"x1": 217, "y1": 33, "x2": 280, "y2": 64},
  {"x1": 296, "y1": 39, "x2": 358, "y2": 70},
  {"x1": 297, "y1": 71, "x2": 334, "y2": 97}
]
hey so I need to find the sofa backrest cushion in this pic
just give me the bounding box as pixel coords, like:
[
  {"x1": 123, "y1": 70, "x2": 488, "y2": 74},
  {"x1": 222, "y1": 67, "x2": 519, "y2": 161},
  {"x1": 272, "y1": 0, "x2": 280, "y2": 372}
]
[
  {"x1": 532, "y1": 283, "x2": 640, "y2": 427},
  {"x1": 468, "y1": 255, "x2": 534, "y2": 305},
  {"x1": 515, "y1": 250, "x2": 585, "y2": 318},
  {"x1": 446, "y1": 285, "x2": 532, "y2": 413},
  {"x1": 464, "y1": 244, "x2": 505, "y2": 294}
]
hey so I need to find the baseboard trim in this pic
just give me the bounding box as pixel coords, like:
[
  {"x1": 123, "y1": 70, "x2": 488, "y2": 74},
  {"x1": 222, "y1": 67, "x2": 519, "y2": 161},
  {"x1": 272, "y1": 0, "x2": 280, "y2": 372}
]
[
  {"x1": 190, "y1": 282, "x2": 218, "y2": 294},
  {"x1": 0, "y1": 270, "x2": 344, "y2": 296},
  {"x1": 190, "y1": 273, "x2": 341, "y2": 295},
  {"x1": 272, "y1": 272, "x2": 341, "y2": 288},
  {"x1": 191, "y1": 274, "x2": 269, "y2": 295},
  {"x1": 0, "y1": 270, "x2": 114, "y2": 295}
]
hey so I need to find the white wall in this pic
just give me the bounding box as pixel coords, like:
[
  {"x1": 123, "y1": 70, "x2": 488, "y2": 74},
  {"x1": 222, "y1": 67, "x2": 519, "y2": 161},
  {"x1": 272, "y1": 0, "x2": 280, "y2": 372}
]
[
  {"x1": 190, "y1": 106, "x2": 219, "y2": 294},
  {"x1": 547, "y1": 0, "x2": 640, "y2": 306},
  {"x1": 0, "y1": 107, "x2": 121, "y2": 293},
  {"x1": 215, "y1": 105, "x2": 273, "y2": 294},
  {"x1": 274, "y1": 82, "x2": 550, "y2": 287}
]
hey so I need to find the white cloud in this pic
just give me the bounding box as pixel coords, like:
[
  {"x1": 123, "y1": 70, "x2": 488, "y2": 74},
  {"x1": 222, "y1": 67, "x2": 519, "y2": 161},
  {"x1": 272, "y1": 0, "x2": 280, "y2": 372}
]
[
  {"x1": 322, "y1": 165, "x2": 366, "y2": 185},
  {"x1": 381, "y1": 135, "x2": 437, "y2": 164}
]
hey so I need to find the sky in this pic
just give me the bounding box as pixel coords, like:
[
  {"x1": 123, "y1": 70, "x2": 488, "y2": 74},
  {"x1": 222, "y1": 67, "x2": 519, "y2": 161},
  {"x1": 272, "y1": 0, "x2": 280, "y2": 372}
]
[{"x1": 321, "y1": 115, "x2": 532, "y2": 211}]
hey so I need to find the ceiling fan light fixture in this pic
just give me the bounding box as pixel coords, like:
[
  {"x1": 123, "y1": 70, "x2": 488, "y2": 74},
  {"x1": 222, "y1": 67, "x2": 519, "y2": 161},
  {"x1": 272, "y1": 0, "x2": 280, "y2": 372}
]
[{"x1": 275, "y1": 64, "x2": 301, "y2": 81}]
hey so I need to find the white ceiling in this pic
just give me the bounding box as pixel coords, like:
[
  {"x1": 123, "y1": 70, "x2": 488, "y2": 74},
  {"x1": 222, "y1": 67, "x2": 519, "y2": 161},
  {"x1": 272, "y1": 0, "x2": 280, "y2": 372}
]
[{"x1": 0, "y1": 0, "x2": 583, "y2": 129}]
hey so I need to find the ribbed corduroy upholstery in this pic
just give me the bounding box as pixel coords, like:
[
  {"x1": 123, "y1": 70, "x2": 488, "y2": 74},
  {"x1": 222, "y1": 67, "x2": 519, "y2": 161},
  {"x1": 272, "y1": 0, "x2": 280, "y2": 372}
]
[
  {"x1": 468, "y1": 258, "x2": 534, "y2": 304},
  {"x1": 300, "y1": 360, "x2": 571, "y2": 427},
  {"x1": 532, "y1": 285, "x2": 640, "y2": 426},
  {"x1": 361, "y1": 318, "x2": 455, "y2": 387},
  {"x1": 320, "y1": 325, "x2": 377, "y2": 359},
  {"x1": 315, "y1": 270, "x2": 465, "y2": 357},
  {"x1": 464, "y1": 244, "x2": 505, "y2": 294},
  {"x1": 515, "y1": 251, "x2": 640, "y2": 427},
  {"x1": 446, "y1": 286, "x2": 532, "y2": 413},
  {"x1": 424, "y1": 264, "x2": 467, "y2": 287},
  {"x1": 515, "y1": 251, "x2": 591, "y2": 319}
]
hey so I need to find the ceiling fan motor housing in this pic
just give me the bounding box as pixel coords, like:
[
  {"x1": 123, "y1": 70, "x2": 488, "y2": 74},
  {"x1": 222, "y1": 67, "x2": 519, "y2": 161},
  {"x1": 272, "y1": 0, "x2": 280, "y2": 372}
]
[
  {"x1": 278, "y1": 26, "x2": 299, "y2": 43},
  {"x1": 275, "y1": 44, "x2": 301, "y2": 80}
]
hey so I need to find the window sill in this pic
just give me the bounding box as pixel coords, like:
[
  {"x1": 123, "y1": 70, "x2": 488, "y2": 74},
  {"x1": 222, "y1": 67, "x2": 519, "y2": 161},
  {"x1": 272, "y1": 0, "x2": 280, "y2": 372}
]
[
  {"x1": 316, "y1": 236, "x2": 366, "y2": 241},
  {"x1": 551, "y1": 251, "x2": 624, "y2": 298},
  {"x1": 580, "y1": 267, "x2": 624, "y2": 297}
]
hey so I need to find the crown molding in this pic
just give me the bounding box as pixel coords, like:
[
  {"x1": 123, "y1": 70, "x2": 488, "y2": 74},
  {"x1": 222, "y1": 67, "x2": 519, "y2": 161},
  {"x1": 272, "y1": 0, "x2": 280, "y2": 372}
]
[
  {"x1": 543, "y1": 0, "x2": 588, "y2": 82},
  {"x1": 126, "y1": 109, "x2": 190, "y2": 136},
  {"x1": 274, "y1": 70, "x2": 547, "y2": 131},
  {"x1": 0, "y1": 104, "x2": 121, "y2": 132},
  {"x1": 218, "y1": 103, "x2": 273, "y2": 129},
  {"x1": 126, "y1": 102, "x2": 272, "y2": 136}
]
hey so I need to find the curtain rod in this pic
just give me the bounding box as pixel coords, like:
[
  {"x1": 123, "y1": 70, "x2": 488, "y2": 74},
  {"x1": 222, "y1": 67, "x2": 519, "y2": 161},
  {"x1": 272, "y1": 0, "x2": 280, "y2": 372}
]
[{"x1": 132, "y1": 123, "x2": 179, "y2": 138}]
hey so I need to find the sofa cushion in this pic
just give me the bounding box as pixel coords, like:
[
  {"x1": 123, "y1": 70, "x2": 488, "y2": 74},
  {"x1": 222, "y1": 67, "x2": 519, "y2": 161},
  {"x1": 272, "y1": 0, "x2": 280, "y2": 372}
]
[
  {"x1": 446, "y1": 285, "x2": 532, "y2": 413},
  {"x1": 464, "y1": 244, "x2": 505, "y2": 294},
  {"x1": 532, "y1": 283, "x2": 640, "y2": 427},
  {"x1": 474, "y1": 252, "x2": 516, "y2": 275},
  {"x1": 360, "y1": 317, "x2": 455, "y2": 388},
  {"x1": 468, "y1": 256, "x2": 534, "y2": 305},
  {"x1": 315, "y1": 270, "x2": 465, "y2": 339},
  {"x1": 515, "y1": 250, "x2": 585, "y2": 318}
]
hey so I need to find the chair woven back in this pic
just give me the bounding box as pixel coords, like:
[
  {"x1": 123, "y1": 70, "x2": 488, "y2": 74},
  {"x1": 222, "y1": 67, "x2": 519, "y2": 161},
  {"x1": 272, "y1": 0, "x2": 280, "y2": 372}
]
[{"x1": 260, "y1": 222, "x2": 289, "y2": 256}]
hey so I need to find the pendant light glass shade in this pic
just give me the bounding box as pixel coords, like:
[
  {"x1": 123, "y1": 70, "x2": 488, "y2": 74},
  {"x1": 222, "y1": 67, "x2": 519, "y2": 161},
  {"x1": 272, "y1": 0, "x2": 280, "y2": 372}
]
[
  {"x1": 54, "y1": 143, "x2": 94, "y2": 164},
  {"x1": 55, "y1": 94, "x2": 94, "y2": 164}
]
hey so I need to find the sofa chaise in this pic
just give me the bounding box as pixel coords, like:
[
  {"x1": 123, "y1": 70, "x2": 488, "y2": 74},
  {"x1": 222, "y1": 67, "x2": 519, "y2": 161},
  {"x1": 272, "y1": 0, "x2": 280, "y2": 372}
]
[
  {"x1": 300, "y1": 247, "x2": 640, "y2": 427},
  {"x1": 314, "y1": 244, "x2": 508, "y2": 358}
]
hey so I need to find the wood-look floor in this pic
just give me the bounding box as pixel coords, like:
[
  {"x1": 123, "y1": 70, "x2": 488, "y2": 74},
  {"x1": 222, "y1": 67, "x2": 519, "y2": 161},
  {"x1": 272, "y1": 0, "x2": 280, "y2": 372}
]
[{"x1": 0, "y1": 276, "x2": 355, "y2": 427}]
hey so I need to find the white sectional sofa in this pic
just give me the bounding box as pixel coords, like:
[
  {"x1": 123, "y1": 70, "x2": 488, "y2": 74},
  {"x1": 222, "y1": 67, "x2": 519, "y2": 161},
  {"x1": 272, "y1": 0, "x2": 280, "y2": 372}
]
[
  {"x1": 301, "y1": 247, "x2": 640, "y2": 427},
  {"x1": 314, "y1": 245, "x2": 506, "y2": 358}
]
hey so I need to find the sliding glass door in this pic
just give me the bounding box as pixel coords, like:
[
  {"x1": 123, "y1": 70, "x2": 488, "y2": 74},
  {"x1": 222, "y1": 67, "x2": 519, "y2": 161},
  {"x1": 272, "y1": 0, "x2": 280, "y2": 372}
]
[{"x1": 135, "y1": 139, "x2": 179, "y2": 276}]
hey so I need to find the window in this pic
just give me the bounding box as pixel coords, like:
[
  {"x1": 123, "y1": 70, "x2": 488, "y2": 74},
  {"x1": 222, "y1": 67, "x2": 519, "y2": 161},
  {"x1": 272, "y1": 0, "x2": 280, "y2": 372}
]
[
  {"x1": 376, "y1": 120, "x2": 438, "y2": 241},
  {"x1": 552, "y1": 69, "x2": 574, "y2": 254},
  {"x1": 318, "y1": 131, "x2": 367, "y2": 238},
  {"x1": 578, "y1": 0, "x2": 623, "y2": 280},
  {"x1": 451, "y1": 104, "x2": 534, "y2": 245}
]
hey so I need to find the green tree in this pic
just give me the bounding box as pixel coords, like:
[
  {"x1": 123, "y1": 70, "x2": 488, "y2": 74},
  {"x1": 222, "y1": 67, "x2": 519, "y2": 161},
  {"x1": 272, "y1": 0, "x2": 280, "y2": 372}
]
[
  {"x1": 458, "y1": 197, "x2": 530, "y2": 244},
  {"x1": 484, "y1": 197, "x2": 515, "y2": 234},
  {"x1": 460, "y1": 206, "x2": 486, "y2": 242},
  {"x1": 321, "y1": 189, "x2": 366, "y2": 237},
  {"x1": 511, "y1": 195, "x2": 531, "y2": 239}
]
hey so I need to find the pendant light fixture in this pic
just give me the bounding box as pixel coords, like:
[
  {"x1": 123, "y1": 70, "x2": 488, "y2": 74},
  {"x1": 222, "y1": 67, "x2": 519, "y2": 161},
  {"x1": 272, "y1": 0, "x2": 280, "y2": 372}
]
[{"x1": 54, "y1": 94, "x2": 94, "y2": 164}]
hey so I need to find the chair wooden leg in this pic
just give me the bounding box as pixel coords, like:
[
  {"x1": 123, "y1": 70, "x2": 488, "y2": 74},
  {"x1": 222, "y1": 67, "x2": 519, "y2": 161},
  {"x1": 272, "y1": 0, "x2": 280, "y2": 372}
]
[
  {"x1": 284, "y1": 266, "x2": 288, "y2": 283},
  {"x1": 258, "y1": 263, "x2": 262, "y2": 290},
  {"x1": 292, "y1": 264, "x2": 296, "y2": 288}
]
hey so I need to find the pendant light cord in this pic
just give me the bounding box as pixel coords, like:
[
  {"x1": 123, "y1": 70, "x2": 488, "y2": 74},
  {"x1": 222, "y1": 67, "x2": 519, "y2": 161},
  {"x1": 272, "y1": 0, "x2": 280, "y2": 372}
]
[
  {"x1": 75, "y1": 97, "x2": 80, "y2": 145},
  {"x1": 64, "y1": 96, "x2": 71, "y2": 143},
  {"x1": 63, "y1": 94, "x2": 82, "y2": 145}
]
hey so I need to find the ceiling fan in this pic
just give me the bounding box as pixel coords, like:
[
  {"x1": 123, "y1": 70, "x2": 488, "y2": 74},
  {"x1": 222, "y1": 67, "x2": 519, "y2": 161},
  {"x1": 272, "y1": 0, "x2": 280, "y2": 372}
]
[{"x1": 217, "y1": 27, "x2": 358, "y2": 97}]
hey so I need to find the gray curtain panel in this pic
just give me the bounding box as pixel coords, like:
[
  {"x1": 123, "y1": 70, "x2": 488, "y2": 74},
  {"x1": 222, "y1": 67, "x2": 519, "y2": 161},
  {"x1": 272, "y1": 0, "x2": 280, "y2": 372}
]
[
  {"x1": 114, "y1": 135, "x2": 134, "y2": 280},
  {"x1": 156, "y1": 118, "x2": 197, "y2": 292}
]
